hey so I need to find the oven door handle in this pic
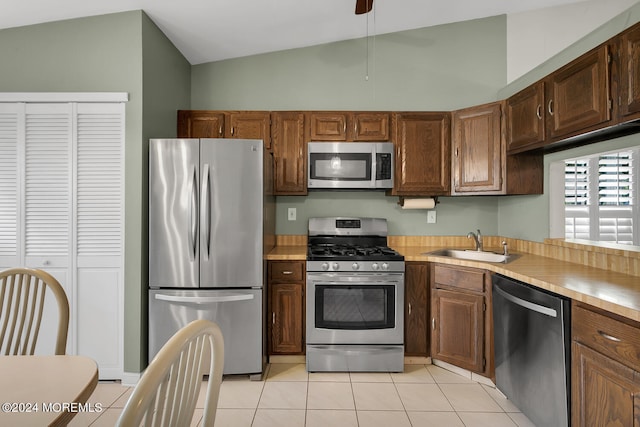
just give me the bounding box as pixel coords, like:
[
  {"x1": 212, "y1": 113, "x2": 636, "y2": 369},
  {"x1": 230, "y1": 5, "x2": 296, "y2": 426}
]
[
  {"x1": 311, "y1": 345, "x2": 401, "y2": 356},
  {"x1": 311, "y1": 280, "x2": 401, "y2": 286}
]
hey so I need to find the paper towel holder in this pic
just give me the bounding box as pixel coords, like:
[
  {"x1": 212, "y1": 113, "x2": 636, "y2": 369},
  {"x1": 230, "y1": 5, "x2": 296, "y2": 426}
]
[{"x1": 397, "y1": 196, "x2": 439, "y2": 207}]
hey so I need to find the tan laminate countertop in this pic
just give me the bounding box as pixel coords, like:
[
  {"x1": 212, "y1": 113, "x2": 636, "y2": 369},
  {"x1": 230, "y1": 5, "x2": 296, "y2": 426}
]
[
  {"x1": 399, "y1": 245, "x2": 640, "y2": 323},
  {"x1": 266, "y1": 244, "x2": 640, "y2": 323}
]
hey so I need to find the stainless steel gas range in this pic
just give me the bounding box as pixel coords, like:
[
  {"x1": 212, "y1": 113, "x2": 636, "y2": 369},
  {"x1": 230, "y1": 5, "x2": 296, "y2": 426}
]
[{"x1": 306, "y1": 217, "x2": 405, "y2": 372}]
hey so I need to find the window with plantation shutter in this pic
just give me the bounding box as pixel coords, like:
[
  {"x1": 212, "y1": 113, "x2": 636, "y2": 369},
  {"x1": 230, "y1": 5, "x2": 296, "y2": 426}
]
[{"x1": 562, "y1": 149, "x2": 638, "y2": 245}]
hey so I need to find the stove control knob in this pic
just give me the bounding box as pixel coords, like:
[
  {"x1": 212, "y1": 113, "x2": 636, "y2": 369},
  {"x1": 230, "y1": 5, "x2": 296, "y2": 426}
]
[
  {"x1": 332, "y1": 262, "x2": 340, "y2": 271},
  {"x1": 321, "y1": 263, "x2": 329, "y2": 271},
  {"x1": 371, "y1": 263, "x2": 379, "y2": 271},
  {"x1": 381, "y1": 262, "x2": 389, "y2": 271},
  {"x1": 352, "y1": 262, "x2": 359, "y2": 271}
]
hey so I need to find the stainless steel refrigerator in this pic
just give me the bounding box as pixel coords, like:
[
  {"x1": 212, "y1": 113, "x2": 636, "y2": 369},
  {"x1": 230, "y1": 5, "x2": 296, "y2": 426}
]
[{"x1": 148, "y1": 138, "x2": 275, "y2": 379}]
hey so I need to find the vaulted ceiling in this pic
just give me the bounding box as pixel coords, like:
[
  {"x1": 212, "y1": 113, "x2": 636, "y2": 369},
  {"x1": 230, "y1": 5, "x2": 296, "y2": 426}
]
[{"x1": 2, "y1": 0, "x2": 589, "y2": 64}]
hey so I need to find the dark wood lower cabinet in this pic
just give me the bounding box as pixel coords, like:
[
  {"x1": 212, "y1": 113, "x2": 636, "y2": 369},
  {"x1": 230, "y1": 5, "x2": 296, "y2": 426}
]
[
  {"x1": 404, "y1": 262, "x2": 429, "y2": 357},
  {"x1": 430, "y1": 263, "x2": 492, "y2": 377},
  {"x1": 431, "y1": 288, "x2": 484, "y2": 372},
  {"x1": 268, "y1": 261, "x2": 305, "y2": 355},
  {"x1": 270, "y1": 283, "x2": 304, "y2": 354},
  {"x1": 572, "y1": 302, "x2": 640, "y2": 426},
  {"x1": 572, "y1": 342, "x2": 640, "y2": 426}
]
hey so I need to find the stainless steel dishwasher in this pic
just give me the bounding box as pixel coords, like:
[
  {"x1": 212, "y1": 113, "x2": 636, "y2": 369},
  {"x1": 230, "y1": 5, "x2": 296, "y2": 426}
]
[{"x1": 492, "y1": 274, "x2": 571, "y2": 427}]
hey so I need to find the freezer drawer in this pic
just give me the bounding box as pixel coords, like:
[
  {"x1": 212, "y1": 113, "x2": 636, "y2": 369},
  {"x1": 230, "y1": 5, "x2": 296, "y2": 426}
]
[{"x1": 149, "y1": 289, "x2": 262, "y2": 376}]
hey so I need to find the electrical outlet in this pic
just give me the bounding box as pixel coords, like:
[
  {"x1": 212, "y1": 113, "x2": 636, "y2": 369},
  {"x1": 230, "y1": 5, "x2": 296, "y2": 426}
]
[
  {"x1": 427, "y1": 210, "x2": 436, "y2": 224},
  {"x1": 288, "y1": 208, "x2": 297, "y2": 221}
]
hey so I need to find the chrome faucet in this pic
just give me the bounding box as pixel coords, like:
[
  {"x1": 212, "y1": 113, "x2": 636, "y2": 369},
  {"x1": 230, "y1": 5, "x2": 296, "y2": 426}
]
[{"x1": 467, "y1": 229, "x2": 483, "y2": 251}]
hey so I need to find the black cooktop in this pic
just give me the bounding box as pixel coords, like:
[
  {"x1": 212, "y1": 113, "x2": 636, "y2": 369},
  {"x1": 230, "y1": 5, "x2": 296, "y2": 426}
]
[{"x1": 307, "y1": 243, "x2": 404, "y2": 261}]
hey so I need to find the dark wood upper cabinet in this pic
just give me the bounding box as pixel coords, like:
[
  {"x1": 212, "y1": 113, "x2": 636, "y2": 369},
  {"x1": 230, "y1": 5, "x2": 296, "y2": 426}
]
[
  {"x1": 226, "y1": 111, "x2": 271, "y2": 150},
  {"x1": 392, "y1": 112, "x2": 451, "y2": 196},
  {"x1": 452, "y1": 102, "x2": 503, "y2": 194},
  {"x1": 351, "y1": 112, "x2": 390, "y2": 141},
  {"x1": 177, "y1": 110, "x2": 271, "y2": 149},
  {"x1": 506, "y1": 81, "x2": 546, "y2": 154},
  {"x1": 545, "y1": 44, "x2": 612, "y2": 141},
  {"x1": 177, "y1": 110, "x2": 224, "y2": 138},
  {"x1": 309, "y1": 112, "x2": 390, "y2": 141},
  {"x1": 271, "y1": 112, "x2": 307, "y2": 195},
  {"x1": 619, "y1": 23, "x2": 640, "y2": 121}
]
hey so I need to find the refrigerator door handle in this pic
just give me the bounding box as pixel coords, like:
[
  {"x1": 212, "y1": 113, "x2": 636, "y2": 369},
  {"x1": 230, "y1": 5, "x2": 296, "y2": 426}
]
[
  {"x1": 154, "y1": 293, "x2": 255, "y2": 304},
  {"x1": 201, "y1": 163, "x2": 211, "y2": 260},
  {"x1": 188, "y1": 165, "x2": 198, "y2": 261}
]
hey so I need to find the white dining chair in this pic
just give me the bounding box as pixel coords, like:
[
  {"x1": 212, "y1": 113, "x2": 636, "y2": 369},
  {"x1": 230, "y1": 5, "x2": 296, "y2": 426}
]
[
  {"x1": 0, "y1": 267, "x2": 70, "y2": 355},
  {"x1": 117, "y1": 319, "x2": 224, "y2": 426}
]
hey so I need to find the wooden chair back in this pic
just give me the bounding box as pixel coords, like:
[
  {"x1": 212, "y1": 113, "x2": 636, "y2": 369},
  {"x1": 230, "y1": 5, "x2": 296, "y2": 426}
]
[
  {"x1": 0, "y1": 267, "x2": 70, "y2": 355},
  {"x1": 117, "y1": 319, "x2": 225, "y2": 426}
]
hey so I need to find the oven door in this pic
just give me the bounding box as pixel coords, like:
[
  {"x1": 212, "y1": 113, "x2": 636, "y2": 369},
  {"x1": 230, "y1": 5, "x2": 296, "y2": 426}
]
[{"x1": 306, "y1": 272, "x2": 404, "y2": 345}]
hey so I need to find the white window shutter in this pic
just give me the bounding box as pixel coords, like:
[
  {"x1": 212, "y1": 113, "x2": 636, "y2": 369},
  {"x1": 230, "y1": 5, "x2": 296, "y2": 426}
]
[
  {"x1": 0, "y1": 105, "x2": 20, "y2": 264},
  {"x1": 24, "y1": 104, "x2": 71, "y2": 258},
  {"x1": 76, "y1": 104, "x2": 123, "y2": 258}
]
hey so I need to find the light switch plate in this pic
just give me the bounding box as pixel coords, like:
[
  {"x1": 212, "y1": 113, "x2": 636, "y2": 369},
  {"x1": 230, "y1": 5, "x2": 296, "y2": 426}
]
[
  {"x1": 288, "y1": 207, "x2": 297, "y2": 221},
  {"x1": 427, "y1": 210, "x2": 436, "y2": 223}
]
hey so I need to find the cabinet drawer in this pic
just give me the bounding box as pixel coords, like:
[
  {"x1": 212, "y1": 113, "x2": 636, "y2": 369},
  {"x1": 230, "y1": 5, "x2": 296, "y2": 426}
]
[
  {"x1": 433, "y1": 264, "x2": 485, "y2": 293},
  {"x1": 269, "y1": 261, "x2": 304, "y2": 282},
  {"x1": 573, "y1": 305, "x2": 640, "y2": 372}
]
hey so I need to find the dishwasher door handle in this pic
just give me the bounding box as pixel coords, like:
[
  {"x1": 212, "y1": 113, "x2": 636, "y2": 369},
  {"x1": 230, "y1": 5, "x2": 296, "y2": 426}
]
[{"x1": 494, "y1": 285, "x2": 557, "y2": 318}]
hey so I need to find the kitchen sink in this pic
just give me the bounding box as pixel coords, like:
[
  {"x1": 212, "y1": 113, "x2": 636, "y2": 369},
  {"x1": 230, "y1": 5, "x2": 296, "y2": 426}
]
[{"x1": 425, "y1": 249, "x2": 519, "y2": 263}]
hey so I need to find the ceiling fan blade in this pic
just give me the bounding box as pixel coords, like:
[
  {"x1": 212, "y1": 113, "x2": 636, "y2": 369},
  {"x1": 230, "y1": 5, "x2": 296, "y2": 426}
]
[{"x1": 355, "y1": 0, "x2": 373, "y2": 15}]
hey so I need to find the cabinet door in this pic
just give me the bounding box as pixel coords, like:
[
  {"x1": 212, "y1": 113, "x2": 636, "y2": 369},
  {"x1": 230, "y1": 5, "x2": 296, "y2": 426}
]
[
  {"x1": 351, "y1": 112, "x2": 390, "y2": 141},
  {"x1": 392, "y1": 112, "x2": 451, "y2": 195},
  {"x1": 269, "y1": 283, "x2": 304, "y2": 355},
  {"x1": 177, "y1": 110, "x2": 224, "y2": 138},
  {"x1": 226, "y1": 112, "x2": 271, "y2": 150},
  {"x1": 546, "y1": 45, "x2": 611, "y2": 140},
  {"x1": 506, "y1": 82, "x2": 545, "y2": 153},
  {"x1": 405, "y1": 263, "x2": 429, "y2": 357},
  {"x1": 619, "y1": 24, "x2": 640, "y2": 121},
  {"x1": 431, "y1": 288, "x2": 484, "y2": 373},
  {"x1": 271, "y1": 112, "x2": 307, "y2": 195},
  {"x1": 309, "y1": 112, "x2": 348, "y2": 141},
  {"x1": 452, "y1": 102, "x2": 503, "y2": 194},
  {"x1": 572, "y1": 342, "x2": 640, "y2": 426}
]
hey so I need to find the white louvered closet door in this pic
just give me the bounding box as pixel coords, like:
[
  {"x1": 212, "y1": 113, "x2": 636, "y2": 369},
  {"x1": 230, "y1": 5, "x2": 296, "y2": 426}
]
[
  {"x1": 0, "y1": 104, "x2": 21, "y2": 268},
  {"x1": 75, "y1": 103, "x2": 124, "y2": 379},
  {"x1": 0, "y1": 99, "x2": 124, "y2": 378}
]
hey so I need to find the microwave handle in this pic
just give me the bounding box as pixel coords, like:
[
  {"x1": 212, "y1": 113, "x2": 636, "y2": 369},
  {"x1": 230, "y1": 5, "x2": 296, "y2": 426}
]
[{"x1": 371, "y1": 147, "x2": 378, "y2": 188}]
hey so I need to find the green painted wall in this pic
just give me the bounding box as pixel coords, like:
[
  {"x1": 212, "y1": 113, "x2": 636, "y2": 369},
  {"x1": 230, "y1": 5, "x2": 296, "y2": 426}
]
[
  {"x1": 497, "y1": 3, "x2": 640, "y2": 242},
  {"x1": 192, "y1": 16, "x2": 506, "y2": 112},
  {"x1": 0, "y1": 10, "x2": 192, "y2": 374},
  {"x1": 141, "y1": 14, "x2": 192, "y2": 368},
  {"x1": 192, "y1": 16, "x2": 507, "y2": 236}
]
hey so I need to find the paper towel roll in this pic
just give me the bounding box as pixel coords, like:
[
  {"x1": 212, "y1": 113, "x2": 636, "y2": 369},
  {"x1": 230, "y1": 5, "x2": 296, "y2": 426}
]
[{"x1": 401, "y1": 198, "x2": 436, "y2": 210}]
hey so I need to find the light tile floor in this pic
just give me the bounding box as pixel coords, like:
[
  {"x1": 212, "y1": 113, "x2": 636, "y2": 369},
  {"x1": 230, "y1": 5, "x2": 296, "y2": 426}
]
[{"x1": 70, "y1": 363, "x2": 537, "y2": 426}]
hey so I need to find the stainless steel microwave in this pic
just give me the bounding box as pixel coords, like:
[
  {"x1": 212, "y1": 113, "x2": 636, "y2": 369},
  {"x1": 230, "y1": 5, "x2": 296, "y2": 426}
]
[{"x1": 307, "y1": 142, "x2": 394, "y2": 190}]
